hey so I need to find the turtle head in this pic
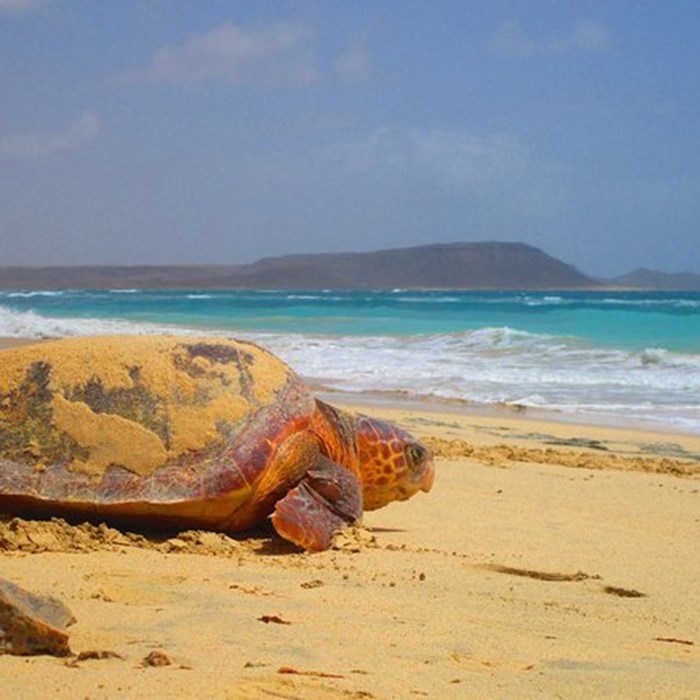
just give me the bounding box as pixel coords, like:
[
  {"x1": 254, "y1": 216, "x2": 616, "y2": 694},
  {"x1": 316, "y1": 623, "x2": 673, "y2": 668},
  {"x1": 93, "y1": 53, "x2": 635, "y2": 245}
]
[{"x1": 355, "y1": 415, "x2": 434, "y2": 511}]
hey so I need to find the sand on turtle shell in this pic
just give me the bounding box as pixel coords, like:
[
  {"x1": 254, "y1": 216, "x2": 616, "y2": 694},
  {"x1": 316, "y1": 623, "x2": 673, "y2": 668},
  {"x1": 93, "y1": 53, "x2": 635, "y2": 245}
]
[{"x1": 0, "y1": 335, "x2": 298, "y2": 478}]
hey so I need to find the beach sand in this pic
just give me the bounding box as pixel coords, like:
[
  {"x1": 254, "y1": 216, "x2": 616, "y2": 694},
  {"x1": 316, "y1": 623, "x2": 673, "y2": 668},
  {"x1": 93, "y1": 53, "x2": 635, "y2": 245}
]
[{"x1": 1, "y1": 339, "x2": 699, "y2": 698}]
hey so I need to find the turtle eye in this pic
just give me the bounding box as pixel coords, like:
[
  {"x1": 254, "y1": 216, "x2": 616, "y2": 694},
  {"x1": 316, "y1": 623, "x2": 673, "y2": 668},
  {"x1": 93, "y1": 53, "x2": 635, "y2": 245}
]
[{"x1": 405, "y1": 443, "x2": 426, "y2": 467}]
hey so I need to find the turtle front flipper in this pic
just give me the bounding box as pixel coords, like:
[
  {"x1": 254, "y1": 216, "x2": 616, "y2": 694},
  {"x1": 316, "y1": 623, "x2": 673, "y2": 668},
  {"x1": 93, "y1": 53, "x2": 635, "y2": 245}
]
[{"x1": 271, "y1": 455, "x2": 362, "y2": 552}]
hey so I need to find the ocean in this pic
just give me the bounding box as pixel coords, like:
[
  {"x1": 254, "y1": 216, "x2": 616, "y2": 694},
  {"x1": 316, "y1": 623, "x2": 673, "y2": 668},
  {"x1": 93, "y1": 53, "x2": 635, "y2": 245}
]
[{"x1": 1, "y1": 288, "x2": 699, "y2": 434}]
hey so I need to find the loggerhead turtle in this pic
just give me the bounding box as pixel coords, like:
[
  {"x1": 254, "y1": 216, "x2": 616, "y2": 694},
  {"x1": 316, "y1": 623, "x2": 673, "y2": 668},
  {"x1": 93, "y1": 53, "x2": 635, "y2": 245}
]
[{"x1": 0, "y1": 336, "x2": 433, "y2": 551}]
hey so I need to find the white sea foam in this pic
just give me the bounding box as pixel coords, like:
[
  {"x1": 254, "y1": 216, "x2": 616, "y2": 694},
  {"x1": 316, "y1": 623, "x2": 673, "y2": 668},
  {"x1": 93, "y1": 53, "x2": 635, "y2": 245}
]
[
  {"x1": 395, "y1": 295, "x2": 461, "y2": 303},
  {"x1": 6, "y1": 290, "x2": 65, "y2": 298},
  {"x1": 601, "y1": 297, "x2": 700, "y2": 309},
  {"x1": 250, "y1": 328, "x2": 700, "y2": 433},
  {"x1": 523, "y1": 295, "x2": 566, "y2": 306},
  {"x1": 0, "y1": 306, "x2": 178, "y2": 338}
]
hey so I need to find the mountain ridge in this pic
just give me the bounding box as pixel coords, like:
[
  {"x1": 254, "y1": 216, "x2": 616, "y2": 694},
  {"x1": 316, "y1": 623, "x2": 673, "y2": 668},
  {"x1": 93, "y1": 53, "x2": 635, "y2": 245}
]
[{"x1": 239, "y1": 241, "x2": 594, "y2": 289}]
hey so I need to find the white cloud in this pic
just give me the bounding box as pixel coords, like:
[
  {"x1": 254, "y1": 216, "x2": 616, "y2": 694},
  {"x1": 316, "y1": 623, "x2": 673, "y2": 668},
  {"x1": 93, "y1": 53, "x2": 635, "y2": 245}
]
[
  {"x1": 330, "y1": 127, "x2": 564, "y2": 218},
  {"x1": 0, "y1": 0, "x2": 47, "y2": 13},
  {"x1": 488, "y1": 19, "x2": 612, "y2": 57},
  {"x1": 128, "y1": 22, "x2": 318, "y2": 88},
  {"x1": 334, "y1": 42, "x2": 371, "y2": 83},
  {"x1": 334, "y1": 128, "x2": 525, "y2": 181},
  {"x1": 0, "y1": 112, "x2": 99, "y2": 158}
]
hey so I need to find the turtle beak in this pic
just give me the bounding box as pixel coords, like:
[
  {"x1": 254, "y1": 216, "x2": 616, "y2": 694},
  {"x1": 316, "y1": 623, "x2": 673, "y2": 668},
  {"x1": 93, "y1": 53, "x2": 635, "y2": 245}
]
[
  {"x1": 407, "y1": 442, "x2": 434, "y2": 493},
  {"x1": 419, "y1": 449, "x2": 435, "y2": 493}
]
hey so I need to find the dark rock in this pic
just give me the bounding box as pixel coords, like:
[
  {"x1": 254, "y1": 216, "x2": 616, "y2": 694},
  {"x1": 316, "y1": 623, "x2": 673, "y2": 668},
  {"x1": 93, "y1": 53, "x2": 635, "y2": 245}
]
[{"x1": 0, "y1": 577, "x2": 75, "y2": 656}]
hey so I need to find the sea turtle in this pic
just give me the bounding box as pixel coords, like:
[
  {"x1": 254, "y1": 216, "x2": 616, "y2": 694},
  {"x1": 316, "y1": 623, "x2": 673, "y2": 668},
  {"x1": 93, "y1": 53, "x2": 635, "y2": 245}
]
[{"x1": 0, "y1": 336, "x2": 434, "y2": 551}]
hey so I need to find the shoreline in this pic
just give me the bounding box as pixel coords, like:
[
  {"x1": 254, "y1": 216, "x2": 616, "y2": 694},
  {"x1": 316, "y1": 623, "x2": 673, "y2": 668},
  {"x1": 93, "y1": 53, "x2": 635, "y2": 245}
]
[{"x1": 316, "y1": 384, "x2": 700, "y2": 439}]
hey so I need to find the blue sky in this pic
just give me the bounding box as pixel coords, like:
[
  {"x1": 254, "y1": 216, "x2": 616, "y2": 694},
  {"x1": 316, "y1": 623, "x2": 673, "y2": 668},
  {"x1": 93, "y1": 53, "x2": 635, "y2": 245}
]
[{"x1": 1, "y1": 1, "x2": 699, "y2": 276}]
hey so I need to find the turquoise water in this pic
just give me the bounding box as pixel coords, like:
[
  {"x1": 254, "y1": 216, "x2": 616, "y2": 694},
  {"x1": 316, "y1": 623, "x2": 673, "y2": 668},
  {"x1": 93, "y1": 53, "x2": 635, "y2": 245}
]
[
  {"x1": 2, "y1": 289, "x2": 699, "y2": 350},
  {"x1": 1, "y1": 289, "x2": 699, "y2": 433}
]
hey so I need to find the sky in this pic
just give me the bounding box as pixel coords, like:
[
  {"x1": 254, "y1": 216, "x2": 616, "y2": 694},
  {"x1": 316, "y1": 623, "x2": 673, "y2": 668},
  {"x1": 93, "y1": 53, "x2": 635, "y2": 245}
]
[{"x1": 1, "y1": 1, "x2": 699, "y2": 277}]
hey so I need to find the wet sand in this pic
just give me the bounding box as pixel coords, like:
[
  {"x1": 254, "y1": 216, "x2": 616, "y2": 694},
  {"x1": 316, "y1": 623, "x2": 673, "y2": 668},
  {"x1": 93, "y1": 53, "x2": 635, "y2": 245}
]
[{"x1": 1, "y1": 338, "x2": 699, "y2": 697}]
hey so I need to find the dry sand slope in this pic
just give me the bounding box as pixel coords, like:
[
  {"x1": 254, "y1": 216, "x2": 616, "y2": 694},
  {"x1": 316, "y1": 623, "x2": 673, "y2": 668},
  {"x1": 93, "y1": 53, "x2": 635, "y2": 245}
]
[{"x1": 1, "y1": 405, "x2": 699, "y2": 699}]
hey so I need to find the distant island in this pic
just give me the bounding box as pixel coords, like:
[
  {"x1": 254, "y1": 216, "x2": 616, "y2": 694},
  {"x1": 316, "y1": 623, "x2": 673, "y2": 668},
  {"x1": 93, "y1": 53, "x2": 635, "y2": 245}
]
[{"x1": 0, "y1": 242, "x2": 698, "y2": 291}]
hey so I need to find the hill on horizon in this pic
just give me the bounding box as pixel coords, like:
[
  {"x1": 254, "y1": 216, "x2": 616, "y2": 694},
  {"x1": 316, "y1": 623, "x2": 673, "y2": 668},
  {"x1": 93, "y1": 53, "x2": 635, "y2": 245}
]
[
  {"x1": 0, "y1": 241, "x2": 598, "y2": 290},
  {"x1": 0, "y1": 241, "x2": 698, "y2": 290},
  {"x1": 236, "y1": 241, "x2": 596, "y2": 289},
  {"x1": 609, "y1": 267, "x2": 700, "y2": 291}
]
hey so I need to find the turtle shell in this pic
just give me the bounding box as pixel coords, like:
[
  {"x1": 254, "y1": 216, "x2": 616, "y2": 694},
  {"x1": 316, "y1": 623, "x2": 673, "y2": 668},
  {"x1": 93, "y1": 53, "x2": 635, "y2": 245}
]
[{"x1": 0, "y1": 336, "x2": 316, "y2": 530}]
